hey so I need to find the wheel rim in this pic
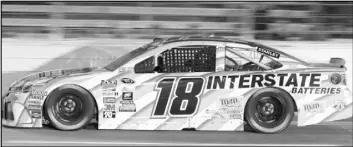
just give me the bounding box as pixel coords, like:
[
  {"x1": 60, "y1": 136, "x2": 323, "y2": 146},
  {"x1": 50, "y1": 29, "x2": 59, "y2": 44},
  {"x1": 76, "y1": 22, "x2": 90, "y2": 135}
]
[
  {"x1": 254, "y1": 96, "x2": 286, "y2": 128},
  {"x1": 52, "y1": 94, "x2": 83, "y2": 124}
]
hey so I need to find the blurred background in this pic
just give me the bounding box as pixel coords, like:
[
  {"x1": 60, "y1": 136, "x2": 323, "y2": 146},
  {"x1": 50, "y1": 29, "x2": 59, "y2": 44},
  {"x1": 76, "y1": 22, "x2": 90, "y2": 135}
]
[
  {"x1": 2, "y1": 1, "x2": 353, "y2": 40},
  {"x1": 1, "y1": 1, "x2": 353, "y2": 94}
]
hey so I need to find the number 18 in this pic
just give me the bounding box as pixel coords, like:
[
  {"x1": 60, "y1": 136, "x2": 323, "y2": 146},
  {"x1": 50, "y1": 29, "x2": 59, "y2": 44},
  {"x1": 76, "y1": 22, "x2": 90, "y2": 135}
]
[{"x1": 151, "y1": 77, "x2": 205, "y2": 118}]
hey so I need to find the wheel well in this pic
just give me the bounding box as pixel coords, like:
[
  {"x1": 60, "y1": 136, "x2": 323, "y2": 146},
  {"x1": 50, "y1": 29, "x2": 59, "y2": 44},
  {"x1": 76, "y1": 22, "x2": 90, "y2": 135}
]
[{"x1": 42, "y1": 84, "x2": 99, "y2": 123}]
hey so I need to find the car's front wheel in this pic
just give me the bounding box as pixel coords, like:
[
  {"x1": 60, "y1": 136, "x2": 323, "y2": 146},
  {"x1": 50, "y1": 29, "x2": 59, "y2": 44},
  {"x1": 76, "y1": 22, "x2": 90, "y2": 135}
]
[
  {"x1": 45, "y1": 85, "x2": 95, "y2": 131},
  {"x1": 245, "y1": 88, "x2": 295, "y2": 133}
]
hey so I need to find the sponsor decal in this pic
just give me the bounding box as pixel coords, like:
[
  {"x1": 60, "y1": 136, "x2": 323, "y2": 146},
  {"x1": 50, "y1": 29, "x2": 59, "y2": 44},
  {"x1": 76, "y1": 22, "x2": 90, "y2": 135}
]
[
  {"x1": 329, "y1": 73, "x2": 342, "y2": 85},
  {"x1": 28, "y1": 91, "x2": 48, "y2": 100},
  {"x1": 104, "y1": 104, "x2": 116, "y2": 111},
  {"x1": 103, "y1": 111, "x2": 116, "y2": 118},
  {"x1": 24, "y1": 68, "x2": 93, "y2": 81},
  {"x1": 227, "y1": 109, "x2": 243, "y2": 119},
  {"x1": 31, "y1": 91, "x2": 48, "y2": 96},
  {"x1": 219, "y1": 97, "x2": 242, "y2": 108},
  {"x1": 121, "y1": 78, "x2": 135, "y2": 84},
  {"x1": 119, "y1": 103, "x2": 136, "y2": 112},
  {"x1": 27, "y1": 100, "x2": 41, "y2": 105},
  {"x1": 333, "y1": 101, "x2": 346, "y2": 111},
  {"x1": 303, "y1": 102, "x2": 325, "y2": 113},
  {"x1": 257, "y1": 47, "x2": 280, "y2": 58},
  {"x1": 101, "y1": 80, "x2": 118, "y2": 89},
  {"x1": 206, "y1": 97, "x2": 244, "y2": 120},
  {"x1": 30, "y1": 110, "x2": 42, "y2": 119},
  {"x1": 103, "y1": 102, "x2": 117, "y2": 118},
  {"x1": 103, "y1": 97, "x2": 117, "y2": 103},
  {"x1": 292, "y1": 87, "x2": 341, "y2": 94},
  {"x1": 119, "y1": 91, "x2": 136, "y2": 112},
  {"x1": 39, "y1": 70, "x2": 63, "y2": 78},
  {"x1": 207, "y1": 108, "x2": 243, "y2": 120},
  {"x1": 120, "y1": 100, "x2": 135, "y2": 104},
  {"x1": 101, "y1": 80, "x2": 118, "y2": 85},
  {"x1": 119, "y1": 67, "x2": 133, "y2": 73},
  {"x1": 27, "y1": 105, "x2": 41, "y2": 110},
  {"x1": 206, "y1": 74, "x2": 341, "y2": 94},
  {"x1": 122, "y1": 92, "x2": 133, "y2": 100},
  {"x1": 102, "y1": 91, "x2": 119, "y2": 97}
]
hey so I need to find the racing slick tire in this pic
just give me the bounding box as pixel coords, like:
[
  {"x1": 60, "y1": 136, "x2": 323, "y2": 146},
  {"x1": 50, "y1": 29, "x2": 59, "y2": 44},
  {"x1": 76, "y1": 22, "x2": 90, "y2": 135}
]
[
  {"x1": 45, "y1": 85, "x2": 95, "y2": 131},
  {"x1": 245, "y1": 88, "x2": 295, "y2": 133}
]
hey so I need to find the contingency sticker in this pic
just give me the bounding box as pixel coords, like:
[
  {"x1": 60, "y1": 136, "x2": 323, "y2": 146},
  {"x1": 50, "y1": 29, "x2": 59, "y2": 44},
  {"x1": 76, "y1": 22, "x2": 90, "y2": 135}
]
[
  {"x1": 119, "y1": 92, "x2": 136, "y2": 112},
  {"x1": 101, "y1": 80, "x2": 118, "y2": 90},
  {"x1": 303, "y1": 101, "x2": 326, "y2": 114},
  {"x1": 207, "y1": 96, "x2": 244, "y2": 120},
  {"x1": 257, "y1": 47, "x2": 280, "y2": 58}
]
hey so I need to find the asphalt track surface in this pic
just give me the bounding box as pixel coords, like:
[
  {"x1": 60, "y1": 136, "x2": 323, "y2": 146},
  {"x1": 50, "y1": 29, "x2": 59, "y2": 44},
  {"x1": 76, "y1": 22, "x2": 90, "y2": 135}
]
[{"x1": 1, "y1": 118, "x2": 352, "y2": 146}]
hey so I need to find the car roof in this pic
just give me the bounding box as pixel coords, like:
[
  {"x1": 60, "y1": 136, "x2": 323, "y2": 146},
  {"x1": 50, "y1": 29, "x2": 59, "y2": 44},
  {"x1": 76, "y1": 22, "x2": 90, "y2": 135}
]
[{"x1": 157, "y1": 35, "x2": 256, "y2": 46}]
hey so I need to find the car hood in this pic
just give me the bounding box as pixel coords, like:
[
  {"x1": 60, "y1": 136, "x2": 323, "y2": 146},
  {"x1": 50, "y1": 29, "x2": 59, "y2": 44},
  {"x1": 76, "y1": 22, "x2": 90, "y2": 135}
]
[{"x1": 9, "y1": 67, "x2": 109, "y2": 89}]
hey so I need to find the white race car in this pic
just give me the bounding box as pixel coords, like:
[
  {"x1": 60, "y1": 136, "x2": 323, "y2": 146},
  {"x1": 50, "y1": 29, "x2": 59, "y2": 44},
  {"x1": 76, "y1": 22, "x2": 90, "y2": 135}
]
[{"x1": 2, "y1": 35, "x2": 351, "y2": 133}]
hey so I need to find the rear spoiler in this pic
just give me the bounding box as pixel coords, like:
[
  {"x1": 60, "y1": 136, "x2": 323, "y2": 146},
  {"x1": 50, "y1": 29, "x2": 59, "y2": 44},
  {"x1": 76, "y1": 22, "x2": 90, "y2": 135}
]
[{"x1": 330, "y1": 58, "x2": 345, "y2": 68}]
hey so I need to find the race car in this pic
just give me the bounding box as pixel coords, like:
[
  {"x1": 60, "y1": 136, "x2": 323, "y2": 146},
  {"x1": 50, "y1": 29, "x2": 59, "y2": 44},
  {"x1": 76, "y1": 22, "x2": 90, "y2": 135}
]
[{"x1": 2, "y1": 35, "x2": 352, "y2": 133}]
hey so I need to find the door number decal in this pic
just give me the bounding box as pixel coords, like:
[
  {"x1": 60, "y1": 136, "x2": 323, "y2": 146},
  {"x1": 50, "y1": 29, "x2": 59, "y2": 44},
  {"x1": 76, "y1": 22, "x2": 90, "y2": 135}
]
[{"x1": 151, "y1": 77, "x2": 205, "y2": 118}]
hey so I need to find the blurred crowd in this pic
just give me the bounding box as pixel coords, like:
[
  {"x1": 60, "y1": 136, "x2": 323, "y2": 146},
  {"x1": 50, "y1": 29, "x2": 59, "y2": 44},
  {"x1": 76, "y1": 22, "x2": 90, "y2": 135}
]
[{"x1": 2, "y1": 2, "x2": 352, "y2": 40}]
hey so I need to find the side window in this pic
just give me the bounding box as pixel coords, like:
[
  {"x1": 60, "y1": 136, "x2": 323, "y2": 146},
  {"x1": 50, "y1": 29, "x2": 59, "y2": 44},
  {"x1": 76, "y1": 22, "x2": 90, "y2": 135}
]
[
  {"x1": 156, "y1": 45, "x2": 216, "y2": 73},
  {"x1": 224, "y1": 47, "x2": 283, "y2": 71},
  {"x1": 225, "y1": 54, "x2": 254, "y2": 71},
  {"x1": 134, "y1": 56, "x2": 155, "y2": 73}
]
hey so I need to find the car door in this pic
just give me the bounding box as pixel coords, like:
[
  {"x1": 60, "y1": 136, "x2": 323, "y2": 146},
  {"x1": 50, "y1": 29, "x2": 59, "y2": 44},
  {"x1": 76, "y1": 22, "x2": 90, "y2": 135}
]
[
  {"x1": 117, "y1": 44, "x2": 218, "y2": 131},
  {"x1": 108, "y1": 55, "x2": 162, "y2": 130}
]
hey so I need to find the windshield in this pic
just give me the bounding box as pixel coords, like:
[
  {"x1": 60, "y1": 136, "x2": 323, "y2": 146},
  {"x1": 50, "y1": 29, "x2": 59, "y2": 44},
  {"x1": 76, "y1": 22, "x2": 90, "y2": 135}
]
[
  {"x1": 255, "y1": 43, "x2": 309, "y2": 66},
  {"x1": 104, "y1": 42, "x2": 158, "y2": 71}
]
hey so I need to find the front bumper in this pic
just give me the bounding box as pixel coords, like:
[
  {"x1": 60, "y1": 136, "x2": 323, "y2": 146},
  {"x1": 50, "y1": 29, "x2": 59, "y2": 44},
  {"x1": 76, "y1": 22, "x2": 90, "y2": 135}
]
[{"x1": 2, "y1": 92, "x2": 42, "y2": 128}]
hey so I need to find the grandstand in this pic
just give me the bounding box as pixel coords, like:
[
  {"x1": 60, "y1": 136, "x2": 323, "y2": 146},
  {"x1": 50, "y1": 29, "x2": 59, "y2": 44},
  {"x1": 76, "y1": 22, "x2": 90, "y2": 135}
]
[{"x1": 2, "y1": 1, "x2": 352, "y2": 40}]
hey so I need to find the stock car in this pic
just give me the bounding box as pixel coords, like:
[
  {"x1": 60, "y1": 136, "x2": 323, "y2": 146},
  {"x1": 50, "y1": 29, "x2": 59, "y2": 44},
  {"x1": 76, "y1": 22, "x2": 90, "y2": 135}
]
[{"x1": 2, "y1": 35, "x2": 352, "y2": 133}]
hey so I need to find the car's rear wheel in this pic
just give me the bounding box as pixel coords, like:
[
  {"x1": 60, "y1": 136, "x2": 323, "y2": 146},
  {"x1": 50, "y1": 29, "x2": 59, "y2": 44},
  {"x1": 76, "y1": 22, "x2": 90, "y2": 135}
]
[
  {"x1": 45, "y1": 85, "x2": 95, "y2": 131},
  {"x1": 245, "y1": 88, "x2": 294, "y2": 133}
]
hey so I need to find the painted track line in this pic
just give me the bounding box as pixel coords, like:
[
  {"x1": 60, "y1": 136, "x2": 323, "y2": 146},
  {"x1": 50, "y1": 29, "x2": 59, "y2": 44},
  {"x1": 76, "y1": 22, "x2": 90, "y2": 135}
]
[{"x1": 4, "y1": 141, "x2": 340, "y2": 146}]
